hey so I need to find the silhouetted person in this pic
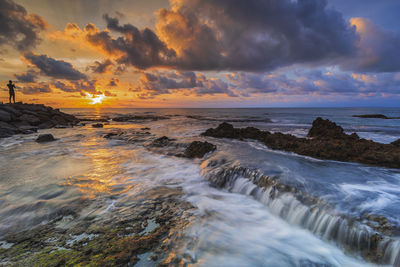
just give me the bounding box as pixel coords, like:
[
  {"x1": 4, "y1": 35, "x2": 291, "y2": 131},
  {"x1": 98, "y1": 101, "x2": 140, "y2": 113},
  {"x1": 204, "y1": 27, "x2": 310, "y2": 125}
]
[{"x1": 7, "y1": 80, "x2": 16, "y2": 103}]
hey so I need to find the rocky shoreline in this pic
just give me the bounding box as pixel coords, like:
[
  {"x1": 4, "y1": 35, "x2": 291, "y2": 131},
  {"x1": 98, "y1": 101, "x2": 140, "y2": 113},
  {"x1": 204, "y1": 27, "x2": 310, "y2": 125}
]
[
  {"x1": 0, "y1": 103, "x2": 80, "y2": 138},
  {"x1": 202, "y1": 117, "x2": 400, "y2": 169}
]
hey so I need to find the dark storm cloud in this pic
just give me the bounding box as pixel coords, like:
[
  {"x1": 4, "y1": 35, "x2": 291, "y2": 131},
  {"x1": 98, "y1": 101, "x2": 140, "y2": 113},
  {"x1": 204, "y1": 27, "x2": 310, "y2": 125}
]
[
  {"x1": 0, "y1": 0, "x2": 47, "y2": 51},
  {"x1": 85, "y1": 15, "x2": 177, "y2": 69},
  {"x1": 54, "y1": 80, "x2": 99, "y2": 94},
  {"x1": 87, "y1": 0, "x2": 357, "y2": 72},
  {"x1": 134, "y1": 71, "x2": 236, "y2": 98},
  {"x1": 88, "y1": 59, "x2": 114, "y2": 73},
  {"x1": 21, "y1": 82, "x2": 51, "y2": 95},
  {"x1": 23, "y1": 52, "x2": 87, "y2": 80},
  {"x1": 14, "y1": 70, "x2": 39, "y2": 83}
]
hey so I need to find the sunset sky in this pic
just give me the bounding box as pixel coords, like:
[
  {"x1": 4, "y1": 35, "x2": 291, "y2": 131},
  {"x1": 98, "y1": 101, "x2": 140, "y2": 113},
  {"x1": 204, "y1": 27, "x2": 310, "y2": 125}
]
[{"x1": 1, "y1": 0, "x2": 400, "y2": 108}]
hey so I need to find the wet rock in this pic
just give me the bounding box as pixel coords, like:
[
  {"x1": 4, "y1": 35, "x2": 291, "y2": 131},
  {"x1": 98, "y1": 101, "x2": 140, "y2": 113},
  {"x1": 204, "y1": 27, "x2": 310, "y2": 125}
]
[
  {"x1": 19, "y1": 114, "x2": 41, "y2": 126},
  {"x1": 0, "y1": 109, "x2": 12, "y2": 122},
  {"x1": 0, "y1": 121, "x2": 20, "y2": 137},
  {"x1": 141, "y1": 127, "x2": 151, "y2": 130},
  {"x1": 92, "y1": 123, "x2": 103, "y2": 128},
  {"x1": 104, "y1": 131, "x2": 124, "y2": 138},
  {"x1": 183, "y1": 141, "x2": 216, "y2": 158},
  {"x1": 202, "y1": 118, "x2": 400, "y2": 169},
  {"x1": 150, "y1": 136, "x2": 175, "y2": 147},
  {"x1": 307, "y1": 117, "x2": 345, "y2": 139},
  {"x1": 391, "y1": 139, "x2": 400, "y2": 147},
  {"x1": 36, "y1": 134, "x2": 56, "y2": 143}
]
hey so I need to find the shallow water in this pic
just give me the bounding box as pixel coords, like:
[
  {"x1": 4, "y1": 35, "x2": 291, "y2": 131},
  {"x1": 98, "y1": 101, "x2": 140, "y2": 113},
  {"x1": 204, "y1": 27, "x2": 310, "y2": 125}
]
[{"x1": 1, "y1": 107, "x2": 400, "y2": 266}]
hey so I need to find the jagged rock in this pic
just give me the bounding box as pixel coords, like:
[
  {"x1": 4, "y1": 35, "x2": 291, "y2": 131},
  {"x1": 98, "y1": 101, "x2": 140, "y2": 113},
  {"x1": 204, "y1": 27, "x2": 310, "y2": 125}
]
[
  {"x1": 36, "y1": 134, "x2": 56, "y2": 143},
  {"x1": 183, "y1": 141, "x2": 216, "y2": 158},
  {"x1": 202, "y1": 118, "x2": 400, "y2": 169},
  {"x1": 0, "y1": 105, "x2": 21, "y2": 116},
  {"x1": 391, "y1": 139, "x2": 400, "y2": 147},
  {"x1": 92, "y1": 123, "x2": 103, "y2": 128},
  {"x1": 150, "y1": 136, "x2": 175, "y2": 147},
  {"x1": 19, "y1": 114, "x2": 41, "y2": 126},
  {"x1": 307, "y1": 117, "x2": 345, "y2": 139},
  {"x1": 0, "y1": 110, "x2": 12, "y2": 122},
  {"x1": 0, "y1": 121, "x2": 20, "y2": 137}
]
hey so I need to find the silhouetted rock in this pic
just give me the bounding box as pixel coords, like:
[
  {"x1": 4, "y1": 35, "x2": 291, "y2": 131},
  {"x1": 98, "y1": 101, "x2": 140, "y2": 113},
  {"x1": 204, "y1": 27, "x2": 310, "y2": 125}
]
[
  {"x1": 391, "y1": 139, "x2": 400, "y2": 147},
  {"x1": 183, "y1": 141, "x2": 216, "y2": 158},
  {"x1": 0, "y1": 103, "x2": 80, "y2": 138},
  {"x1": 150, "y1": 136, "x2": 175, "y2": 147},
  {"x1": 353, "y1": 114, "x2": 387, "y2": 119},
  {"x1": 307, "y1": 117, "x2": 345, "y2": 139},
  {"x1": 202, "y1": 118, "x2": 400, "y2": 169},
  {"x1": 92, "y1": 123, "x2": 103, "y2": 128},
  {"x1": 36, "y1": 134, "x2": 56, "y2": 143}
]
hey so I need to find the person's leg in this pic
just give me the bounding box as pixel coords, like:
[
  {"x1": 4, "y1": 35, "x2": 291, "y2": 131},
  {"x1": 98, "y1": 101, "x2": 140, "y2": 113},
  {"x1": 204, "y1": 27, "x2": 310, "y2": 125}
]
[
  {"x1": 12, "y1": 92, "x2": 15, "y2": 103},
  {"x1": 9, "y1": 93, "x2": 11, "y2": 103}
]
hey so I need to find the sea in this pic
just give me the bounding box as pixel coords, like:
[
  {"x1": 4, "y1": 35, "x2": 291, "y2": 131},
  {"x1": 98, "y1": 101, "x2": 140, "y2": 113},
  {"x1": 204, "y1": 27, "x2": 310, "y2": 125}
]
[{"x1": 1, "y1": 107, "x2": 400, "y2": 266}]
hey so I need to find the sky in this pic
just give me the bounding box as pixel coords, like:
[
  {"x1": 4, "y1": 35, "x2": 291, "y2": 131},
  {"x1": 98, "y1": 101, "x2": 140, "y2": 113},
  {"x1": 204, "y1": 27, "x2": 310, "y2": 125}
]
[{"x1": 0, "y1": 0, "x2": 399, "y2": 108}]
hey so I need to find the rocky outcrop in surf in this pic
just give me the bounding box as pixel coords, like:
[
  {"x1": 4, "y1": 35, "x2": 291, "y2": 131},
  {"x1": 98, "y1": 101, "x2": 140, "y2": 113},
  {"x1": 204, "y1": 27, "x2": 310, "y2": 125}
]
[
  {"x1": 202, "y1": 118, "x2": 400, "y2": 169},
  {"x1": 0, "y1": 103, "x2": 79, "y2": 138},
  {"x1": 353, "y1": 114, "x2": 400, "y2": 119}
]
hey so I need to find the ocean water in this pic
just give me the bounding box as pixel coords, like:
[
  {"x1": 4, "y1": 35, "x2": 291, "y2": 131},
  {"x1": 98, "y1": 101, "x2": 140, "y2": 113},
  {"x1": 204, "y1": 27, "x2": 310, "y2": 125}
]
[{"x1": 1, "y1": 107, "x2": 400, "y2": 266}]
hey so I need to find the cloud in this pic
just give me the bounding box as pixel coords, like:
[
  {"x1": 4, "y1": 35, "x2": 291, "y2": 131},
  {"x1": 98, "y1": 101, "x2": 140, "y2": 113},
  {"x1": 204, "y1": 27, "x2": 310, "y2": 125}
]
[
  {"x1": 88, "y1": 59, "x2": 113, "y2": 73},
  {"x1": 14, "y1": 70, "x2": 39, "y2": 83},
  {"x1": 342, "y1": 18, "x2": 400, "y2": 72},
  {"x1": 85, "y1": 15, "x2": 177, "y2": 69},
  {"x1": 133, "y1": 71, "x2": 237, "y2": 98},
  {"x1": 107, "y1": 78, "x2": 119, "y2": 86},
  {"x1": 54, "y1": 79, "x2": 99, "y2": 94},
  {"x1": 0, "y1": 0, "x2": 47, "y2": 51},
  {"x1": 21, "y1": 82, "x2": 51, "y2": 94},
  {"x1": 23, "y1": 52, "x2": 87, "y2": 80}
]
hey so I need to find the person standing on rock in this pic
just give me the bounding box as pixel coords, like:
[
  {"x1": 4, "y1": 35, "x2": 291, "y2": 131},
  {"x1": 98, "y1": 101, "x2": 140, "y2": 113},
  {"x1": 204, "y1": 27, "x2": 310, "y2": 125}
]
[{"x1": 7, "y1": 80, "x2": 16, "y2": 104}]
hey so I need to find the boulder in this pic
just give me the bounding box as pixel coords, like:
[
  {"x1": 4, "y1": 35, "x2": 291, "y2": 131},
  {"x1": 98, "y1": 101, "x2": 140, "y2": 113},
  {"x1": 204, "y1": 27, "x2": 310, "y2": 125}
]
[
  {"x1": 391, "y1": 139, "x2": 400, "y2": 147},
  {"x1": 92, "y1": 123, "x2": 103, "y2": 128},
  {"x1": 183, "y1": 141, "x2": 216, "y2": 158},
  {"x1": 307, "y1": 117, "x2": 345, "y2": 139},
  {"x1": 150, "y1": 136, "x2": 175, "y2": 147},
  {"x1": 0, "y1": 121, "x2": 20, "y2": 137},
  {"x1": 0, "y1": 110, "x2": 12, "y2": 122},
  {"x1": 19, "y1": 114, "x2": 41, "y2": 126},
  {"x1": 201, "y1": 122, "x2": 235, "y2": 138},
  {"x1": 0, "y1": 105, "x2": 22, "y2": 116},
  {"x1": 36, "y1": 134, "x2": 56, "y2": 143}
]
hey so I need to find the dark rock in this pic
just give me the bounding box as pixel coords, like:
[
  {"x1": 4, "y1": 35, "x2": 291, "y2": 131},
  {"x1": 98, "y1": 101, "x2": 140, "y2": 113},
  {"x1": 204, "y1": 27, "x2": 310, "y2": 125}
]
[
  {"x1": 353, "y1": 114, "x2": 389, "y2": 119},
  {"x1": 150, "y1": 136, "x2": 175, "y2": 147},
  {"x1": 0, "y1": 110, "x2": 12, "y2": 122},
  {"x1": 92, "y1": 123, "x2": 103, "y2": 128},
  {"x1": 202, "y1": 118, "x2": 400, "y2": 169},
  {"x1": 19, "y1": 114, "x2": 41, "y2": 126},
  {"x1": 141, "y1": 127, "x2": 151, "y2": 130},
  {"x1": 391, "y1": 139, "x2": 400, "y2": 147},
  {"x1": 0, "y1": 121, "x2": 20, "y2": 137},
  {"x1": 307, "y1": 117, "x2": 345, "y2": 139},
  {"x1": 36, "y1": 134, "x2": 56, "y2": 143},
  {"x1": 104, "y1": 132, "x2": 124, "y2": 138},
  {"x1": 183, "y1": 141, "x2": 216, "y2": 158},
  {"x1": 0, "y1": 105, "x2": 22, "y2": 116}
]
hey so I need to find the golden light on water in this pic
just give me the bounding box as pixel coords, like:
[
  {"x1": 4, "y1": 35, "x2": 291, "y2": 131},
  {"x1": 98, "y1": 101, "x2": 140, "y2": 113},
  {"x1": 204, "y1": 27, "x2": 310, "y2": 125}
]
[{"x1": 85, "y1": 92, "x2": 106, "y2": 105}]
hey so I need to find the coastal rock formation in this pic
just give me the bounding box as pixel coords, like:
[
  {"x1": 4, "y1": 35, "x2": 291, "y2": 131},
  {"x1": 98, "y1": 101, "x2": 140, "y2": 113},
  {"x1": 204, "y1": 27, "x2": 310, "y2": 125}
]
[
  {"x1": 202, "y1": 118, "x2": 400, "y2": 169},
  {"x1": 150, "y1": 136, "x2": 176, "y2": 147},
  {"x1": 91, "y1": 123, "x2": 104, "y2": 128},
  {"x1": 36, "y1": 134, "x2": 56, "y2": 143},
  {"x1": 183, "y1": 141, "x2": 216, "y2": 158},
  {"x1": 0, "y1": 103, "x2": 79, "y2": 138},
  {"x1": 353, "y1": 114, "x2": 400, "y2": 119}
]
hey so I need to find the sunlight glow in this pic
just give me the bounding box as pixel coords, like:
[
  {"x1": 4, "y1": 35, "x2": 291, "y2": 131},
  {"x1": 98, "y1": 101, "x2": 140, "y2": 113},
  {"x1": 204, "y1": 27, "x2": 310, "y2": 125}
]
[{"x1": 86, "y1": 92, "x2": 106, "y2": 105}]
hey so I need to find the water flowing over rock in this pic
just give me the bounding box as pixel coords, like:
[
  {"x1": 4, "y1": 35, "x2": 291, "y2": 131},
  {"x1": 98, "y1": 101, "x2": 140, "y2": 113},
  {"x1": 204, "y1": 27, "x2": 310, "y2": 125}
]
[
  {"x1": 0, "y1": 103, "x2": 79, "y2": 138},
  {"x1": 202, "y1": 118, "x2": 400, "y2": 169},
  {"x1": 201, "y1": 162, "x2": 400, "y2": 265},
  {"x1": 91, "y1": 123, "x2": 104, "y2": 128}
]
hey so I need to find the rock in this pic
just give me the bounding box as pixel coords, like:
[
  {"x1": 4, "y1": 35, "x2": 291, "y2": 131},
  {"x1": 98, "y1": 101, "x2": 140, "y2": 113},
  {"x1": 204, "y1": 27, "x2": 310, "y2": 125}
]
[
  {"x1": 391, "y1": 139, "x2": 400, "y2": 147},
  {"x1": 0, "y1": 105, "x2": 22, "y2": 116},
  {"x1": 307, "y1": 117, "x2": 345, "y2": 139},
  {"x1": 36, "y1": 134, "x2": 56, "y2": 143},
  {"x1": 202, "y1": 118, "x2": 400, "y2": 169},
  {"x1": 353, "y1": 114, "x2": 389, "y2": 119},
  {"x1": 104, "y1": 132, "x2": 124, "y2": 138},
  {"x1": 0, "y1": 110, "x2": 12, "y2": 122},
  {"x1": 92, "y1": 123, "x2": 103, "y2": 128},
  {"x1": 141, "y1": 127, "x2": 151, "y2": 130},
  {"x1": 19, "y1": 125, "x2": 38, "y2": 134},
  {"x1": 0, "y1": 121, "x2": 20, "y2": 137},
  {"x1": 183, "y1": 141, "x2": 216, "y2": 158},
  {"x1": 19, "y1": 114, "x2": 41, "y2": 126},
  {"x1": 150, "y1": 136, "x2": 175, "y2": 147}
]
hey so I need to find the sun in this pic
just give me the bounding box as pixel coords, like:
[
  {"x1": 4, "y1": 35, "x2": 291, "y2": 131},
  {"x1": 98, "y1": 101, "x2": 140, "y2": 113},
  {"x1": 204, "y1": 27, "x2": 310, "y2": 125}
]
[{"x1": 85, "y1": 92, "x2": 106, "y2": 105}]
